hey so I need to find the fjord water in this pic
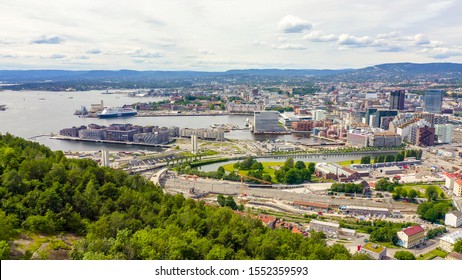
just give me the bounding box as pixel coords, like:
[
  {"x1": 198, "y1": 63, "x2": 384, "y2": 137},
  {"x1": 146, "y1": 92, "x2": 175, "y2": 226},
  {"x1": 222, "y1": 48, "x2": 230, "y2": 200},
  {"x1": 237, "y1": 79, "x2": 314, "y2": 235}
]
[{"x1": 0, "y1": 90, "x2": 319, "y2": 151}]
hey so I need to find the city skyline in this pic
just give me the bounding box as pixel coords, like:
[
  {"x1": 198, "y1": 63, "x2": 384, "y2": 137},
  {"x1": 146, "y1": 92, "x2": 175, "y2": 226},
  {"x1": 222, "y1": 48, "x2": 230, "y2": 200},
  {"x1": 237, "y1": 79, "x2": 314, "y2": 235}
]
[{"x1": 1, "y1": 0, "x2": 462, "y2": 71}]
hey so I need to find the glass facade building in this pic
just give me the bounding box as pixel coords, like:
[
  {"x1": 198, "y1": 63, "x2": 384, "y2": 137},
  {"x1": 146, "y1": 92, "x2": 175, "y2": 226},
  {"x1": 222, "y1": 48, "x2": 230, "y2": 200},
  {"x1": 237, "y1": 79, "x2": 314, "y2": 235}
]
[
  {"x1": 389, "y1": 90, "x2": 405, "y2": 110},
  {"x1": 424, "y1": 89, "x2": 443, "y2": 114}
]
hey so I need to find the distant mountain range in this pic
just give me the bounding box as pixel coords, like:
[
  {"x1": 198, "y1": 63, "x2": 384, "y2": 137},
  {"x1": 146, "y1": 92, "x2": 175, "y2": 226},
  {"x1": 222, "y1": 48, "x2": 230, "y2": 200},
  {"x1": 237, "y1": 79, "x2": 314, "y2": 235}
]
[
  {"x1": 332, "y1": 62, "x2": 462, "y2": 82},
  {"x1": 224, "y1": 68, "x2": 353, "y2": 76},
  {"x1": 1, "y1": 62, "x2": 461, "y2": 83}
]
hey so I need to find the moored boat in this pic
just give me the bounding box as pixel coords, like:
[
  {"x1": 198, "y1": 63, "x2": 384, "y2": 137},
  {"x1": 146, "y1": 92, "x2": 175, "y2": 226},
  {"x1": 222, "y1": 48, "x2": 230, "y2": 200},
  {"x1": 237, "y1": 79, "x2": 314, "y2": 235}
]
[{"x1": 97, "y1": 107, "x2": 137, "y2": 118}]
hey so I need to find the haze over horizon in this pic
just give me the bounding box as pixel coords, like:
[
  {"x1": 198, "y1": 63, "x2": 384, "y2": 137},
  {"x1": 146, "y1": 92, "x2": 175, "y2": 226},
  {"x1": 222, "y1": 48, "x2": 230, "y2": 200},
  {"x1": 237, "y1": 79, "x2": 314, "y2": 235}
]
[{"x1": 1, "y1": 0, "x2": 461, "y2": 71}]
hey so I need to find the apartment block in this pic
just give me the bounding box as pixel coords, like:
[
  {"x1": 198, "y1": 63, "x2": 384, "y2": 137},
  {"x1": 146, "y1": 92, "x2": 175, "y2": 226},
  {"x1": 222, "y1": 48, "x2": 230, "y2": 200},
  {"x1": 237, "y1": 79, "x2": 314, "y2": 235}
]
[{"x1": 397, "y1": 225, "x2": 425, "y2": 249}]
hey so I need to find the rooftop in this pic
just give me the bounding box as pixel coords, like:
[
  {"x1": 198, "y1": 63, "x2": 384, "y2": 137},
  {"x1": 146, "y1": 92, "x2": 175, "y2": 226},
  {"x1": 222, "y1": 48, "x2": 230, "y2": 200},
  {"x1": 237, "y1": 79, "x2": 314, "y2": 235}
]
[
  {"x1": 362, "y1": 243, "x2": 386, "y2": 254},
  {"x1": 443, "y1": 172, "x2": 462, "y2": 179},
  {"x1": 316, "y1": 162, "x2": 356, "y2": 177},
  {"x1": 309, "y1": 219, "x2": 340, "y2": 228},
  {"x1": 380, "y1": 166, "x2": 401, "y2": 171},
  {"x1": 446, "y1": 210, "x2": 462, "y2": 219},
  {"x1": 402, "y1": 225, "x2": 425, "y2": 237},
  {"x1": 292, "y1": 227, "x2": 303, "y2": 235},
  {"x1": 258, "y1": 214, "x2": 277, "y2": 225},
  {"x1": 440, "y1": 230, "x2": 462, "y2": 244},
  {"x1": 447, "y1": 252, "x2": 462, "y2": 260},
  {"x1": 373, "y1": 132, "x2": 400, "y2": 136},
  {"x1": 345, "y1": 205, "x2": 389, "y2": 212}
]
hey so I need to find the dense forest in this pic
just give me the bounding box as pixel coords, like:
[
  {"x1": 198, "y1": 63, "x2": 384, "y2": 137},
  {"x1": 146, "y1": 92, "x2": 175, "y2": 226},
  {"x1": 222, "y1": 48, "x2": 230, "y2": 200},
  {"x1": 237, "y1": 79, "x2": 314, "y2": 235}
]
[{"x1": 0, "y1": 134, "x2": 369, "y2": 260}]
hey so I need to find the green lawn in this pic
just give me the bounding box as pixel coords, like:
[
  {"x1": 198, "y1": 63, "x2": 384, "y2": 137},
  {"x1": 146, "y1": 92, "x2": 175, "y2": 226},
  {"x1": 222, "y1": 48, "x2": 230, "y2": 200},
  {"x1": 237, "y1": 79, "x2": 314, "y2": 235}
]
[
  {"x1": 222, "y1": 163, "x2": 236, "y2": 172},
  {"x1": 222, "y1": 163, "x2": 278, "y2": 182},
  {"x1": 336, "y1": 159, "x2": 361, "y2": 166},
  {"x1": 417, "y1": 249, "x2": 448, "y2": 260},
  {"x1": 261, "y1": 162, "x2": 285, "y2": 167},
  {"x1": 221, "y1": 161, "x2": 325, "y2": 183},
  {"x1": 401, "y1": 184, "x2": 443, "y2": 198},
  {"x1": 374, "y1": 241, "x2": 401, "y2": 249}
]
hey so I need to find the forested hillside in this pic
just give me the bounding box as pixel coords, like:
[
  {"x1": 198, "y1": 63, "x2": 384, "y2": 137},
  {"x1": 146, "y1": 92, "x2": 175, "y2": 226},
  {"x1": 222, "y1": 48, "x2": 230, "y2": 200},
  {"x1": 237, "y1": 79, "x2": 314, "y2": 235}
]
[{"x1": 0, "y1": 134, "x2": 368, "y2": 260}]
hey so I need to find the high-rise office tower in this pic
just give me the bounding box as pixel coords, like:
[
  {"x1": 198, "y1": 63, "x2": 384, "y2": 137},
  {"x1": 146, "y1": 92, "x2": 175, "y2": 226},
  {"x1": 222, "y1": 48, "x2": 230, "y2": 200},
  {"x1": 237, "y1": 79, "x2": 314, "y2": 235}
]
[
  {"x1": 389, "y1": 90, "x2": 405, "y2": 110},
  {"x1": 424, "y1": 89, "x2": 443, "y2": 114}
]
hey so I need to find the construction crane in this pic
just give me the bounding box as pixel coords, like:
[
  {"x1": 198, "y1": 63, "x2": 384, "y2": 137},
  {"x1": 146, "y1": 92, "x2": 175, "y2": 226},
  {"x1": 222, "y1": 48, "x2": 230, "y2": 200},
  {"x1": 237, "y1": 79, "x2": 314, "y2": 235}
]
[{"x1": 239, "y1": 174, "x2": 272, "y2": 198}]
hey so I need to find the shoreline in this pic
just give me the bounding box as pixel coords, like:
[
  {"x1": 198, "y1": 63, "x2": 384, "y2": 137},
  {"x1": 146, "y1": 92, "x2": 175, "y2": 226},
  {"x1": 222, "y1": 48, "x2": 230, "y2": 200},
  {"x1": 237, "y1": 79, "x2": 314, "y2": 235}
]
[
  {"x1": 50, "y1": 135, "x2": 172, "y2": 148},
  {"x1": 79, "y1": 111, "x2": 254, "y2": 118}
]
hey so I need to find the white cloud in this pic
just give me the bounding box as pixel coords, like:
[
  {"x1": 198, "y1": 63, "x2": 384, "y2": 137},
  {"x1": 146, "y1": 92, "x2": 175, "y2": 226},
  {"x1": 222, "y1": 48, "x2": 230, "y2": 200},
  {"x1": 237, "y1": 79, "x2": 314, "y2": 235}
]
[
  {"x1": 49, "y1": 53, "x2": 66, "y2": 59},
  {"x1": 198, "y1": 49, "x2": 214, "y2": 55},
  {"x1": 337, "y1": 34, "x2": 373, "y2": 46},
  {"x1": 251, "y1": 41, "x2": 267, "y2": 47},
  {"x1": 304, "y1": 31, "x2": 337, "y2": 42},
  {"x1": 126, "y1": 49, "x2": 162, "y2": 58},
  {"x1": 377, "y1": 45, "x2": 405, "y2": 53},
  {"x1": 31, "y1": 35, "x2": 65, "y2": 44},
  {"x1": 86, "y1": 48, "x2": 101, "y2": 54},
  {"x1": 74, "y1": 55, "x2": 89, "y2": 60},
  {"x1": 422, "y1": 47, "x2": 462, "y2": 59},
  {"x1": 376, "y1": 31, "x2": 401, "y2": 39},
  {"x1": 0, "y1": 53, "x2": 17, "y2": 58},
  {"x1": 145, "y1": 19, "x2": 164, "y2": 26},
  {"x1": 371, "y1": 39, "x2": 405, "y2": 52},
  {"x1": 0, "y1": 39, "x2": 16, "y2": 45},
  {"x1": 273, "y1": 43, "x2": 307, "y2": 50},
  {"x1": 133, "y1": 59, "x2": 149, "y2": 64},
  {"x1": 428, "y1": 41, "x2": 445, "y2": 48},
  {"x1": 278, "y1": 15, "x2": 312, "y2": 33},
  {"x1": 0, "y1": 0, "x2": 461, "y2": 70},
  {"x1": 160, "y1": 42, "x2": 176, "y2": 48},
  {"x1": 414, "y1": 33, "x2": 431, "y2": 45}
]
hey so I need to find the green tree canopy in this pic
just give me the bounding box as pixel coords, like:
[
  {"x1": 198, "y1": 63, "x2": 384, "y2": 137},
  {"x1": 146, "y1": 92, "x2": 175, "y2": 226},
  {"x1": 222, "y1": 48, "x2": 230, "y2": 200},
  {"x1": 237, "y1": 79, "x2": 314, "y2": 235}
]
[
  {"x1": 407, "y1": 189, "x2": 418, "y2": 200},
  {"x1": 394, "y1": 251, "x2": 415, "y2": 260},
  {"x1": 0, "y1": 134, "x2": 366, "y2": 260},
  {"x1": 417, "y1": 201, "x2": 451, "y2": 223},
  {"x1": 360, "y1": 156, "x2": 371, "y2": 164},
  {"x1": 454, "y1": 239, "x2": 462, "y2": 253},
  {"x1": 425, "y1": 186, "x2": 439, "y2": 201},
  {"x1": 283, "y1": 157, "x2": 294, "y2": 170},
  {"x1": 0, "y1": 241, "x2": 10, "y2": 260},
  {"x1": 284, "y1": 168, "x2": 301, "y2": 184},
  {"x1": 295, "y1": 161, "x2": 306, "y2": 170}
]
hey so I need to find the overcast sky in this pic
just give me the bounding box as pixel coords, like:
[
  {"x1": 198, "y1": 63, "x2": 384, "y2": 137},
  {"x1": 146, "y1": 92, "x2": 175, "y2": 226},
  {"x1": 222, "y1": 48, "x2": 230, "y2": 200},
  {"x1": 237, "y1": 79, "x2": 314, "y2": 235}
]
[{"x1": 0, "y1": 0, "x2": 461, "y2": 70}]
